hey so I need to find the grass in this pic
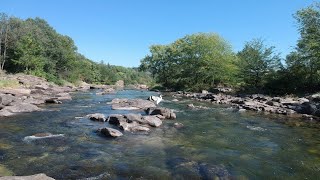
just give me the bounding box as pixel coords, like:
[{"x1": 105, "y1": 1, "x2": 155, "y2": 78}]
[{"x1": 0, "y1": 79, "x2": 20, "y2": 88}]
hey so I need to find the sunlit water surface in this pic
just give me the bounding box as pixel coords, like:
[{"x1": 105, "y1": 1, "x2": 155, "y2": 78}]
[{"x1": 0, "y1": 90, "x2": 320, "y2": 179}]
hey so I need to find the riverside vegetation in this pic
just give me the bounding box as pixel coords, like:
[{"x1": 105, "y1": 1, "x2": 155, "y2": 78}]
[{"x1": 139, "y1": 3, "x2": 320, "y2": 95}]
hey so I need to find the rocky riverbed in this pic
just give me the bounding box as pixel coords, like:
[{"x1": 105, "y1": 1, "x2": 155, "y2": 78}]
[
  {"x1": 0, "y1": 74, "x2": 132, "y2": 117},
  {"x1": 174, "y1": 90, "x2": 320, "y2": 121},
  {"x1": 90, "y1": 99, "x2": 177, "y2": 138}
]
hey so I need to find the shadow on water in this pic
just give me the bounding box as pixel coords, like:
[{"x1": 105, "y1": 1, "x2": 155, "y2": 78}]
[{"x1": 0, "y1": 90, "x2": 320, "y2": 179}]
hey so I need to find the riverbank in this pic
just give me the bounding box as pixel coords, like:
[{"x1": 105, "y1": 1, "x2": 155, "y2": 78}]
[
  {"x1": 0, "y1": 74, "x2": 145, "y2": 117},
  {"x1": 172, "y1": 90, "x2": 320, "y2": 121}
]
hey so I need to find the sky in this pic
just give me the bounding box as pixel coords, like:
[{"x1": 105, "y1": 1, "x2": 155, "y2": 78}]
[{"x1": 0, "y1": 0, "x2": 316, "y2": 67}]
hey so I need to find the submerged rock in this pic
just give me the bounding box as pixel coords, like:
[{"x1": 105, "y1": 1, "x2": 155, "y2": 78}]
[
  {"x1": 0, "y1": 173, "x2": 55, "y2": 180},
  {"x1": 87, "y1": 113, "x2": 107, "y2": 122},
  {"x1": 174, "y1": 122, "x2": 184, "y2": 129},
  {"x1": 98, "y1": 127, "x2": 123, "y2": 138},
  {"x1": 111, "y1": 98, "x2": 156, "y2": 110},
  {"x1": 166, "y1": 158, "x2": 231, "y2": 180},
  {"x1": 23, "y1": 133, "x2": 64, "y2": 142}
]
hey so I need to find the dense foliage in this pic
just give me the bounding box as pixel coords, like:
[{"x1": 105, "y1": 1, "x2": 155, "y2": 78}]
[
  {"x1": 140, "y1": 33, "x2": 238, "y2": 91},
  {"x1": 0, "y1": 14, "x2": 152, "y2": 85},
  {"x1": 140, "y1": 3, "x2": 320, "y2": 94}
]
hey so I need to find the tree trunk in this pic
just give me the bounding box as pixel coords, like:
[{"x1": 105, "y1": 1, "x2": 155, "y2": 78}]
[{"x1": 1, "y1": 21, "x2": 9, "y2": 70}]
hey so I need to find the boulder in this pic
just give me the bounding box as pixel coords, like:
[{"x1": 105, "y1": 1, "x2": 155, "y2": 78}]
[
  {"x1": 0, "y1": 94, "x2": 19, "y2": 106},
  {"x1": 231, "y1": 98, "x2": 245, "y2": 104},
  {"x1": 98, "y1": 127, "x2": 123, "y2": 138},
  {"x1": 119, "y1": 121, "x2": 150, "y2": 132},
  {"x1": 115, "y1": 80, "x2": 124, "y2": 88},
  {"x1": 87, "y1": 113, "x2": 106, "y2": 122},
  {"x1": 201, "y1": 90, "x2": 209, "y2": 94},
  {"x1": 123, "y1": 113, "x2": 143, "y2": 122},
  {"x1": 298, "y1": 97, "x2": 309, "y2": 104},
  {"x1": 296, "y1": 102, "x2": 319, "y2": 116},
  {"x1": 311, "y1": 93, "x2": 320, "y2": 102},
  {"x1": 23, "y1": 97, "x2": 45, "y2": 105},
  {"x1": 35, "y1": 84, "x2": 49, "y2": 90},
  {"x1": 108, "y1": 114, "x2": 127, "y2": 125},
  {"x1": 129, "y1": 125, "x2": 150, "y2": 132},
  {"x1": 0, "y1": 88, "x2": 31, "y2": 96},
  {"x1": 146, "y1": 107, "x2": 177, "y2": 119},
  {"x1": 142, "y1": 116, "x2": 162, "y2": 127},
  {"x1": 0, "y1": 173, "x2": 55, "y2": 180},
  {"x1": 0, "y1": 103, "x2": 41, "y2": 116},
  {"x1": 111, "y1": 98, "x2": 156, "y2": 110}
]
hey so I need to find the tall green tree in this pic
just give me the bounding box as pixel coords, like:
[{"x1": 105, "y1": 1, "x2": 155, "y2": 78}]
[
  {"x1": 237, "y1": 39, "x2": 281, "y2": 92},
  {"x1": 286, "y1": 3, "x2": 320, "y2": 91},
  {"x1": 140, "y1": 33, "x2": 237, "y2": 91}
]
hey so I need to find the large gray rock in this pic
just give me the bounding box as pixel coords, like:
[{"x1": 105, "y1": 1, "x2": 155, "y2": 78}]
[
  {"x1": 111, "y1": 98, "x2": 156, "y2": 110},
  {"x1": 119, "y1": 121, "x2": 150, "y2": 132},
  {"x1": 124, "y1": 113, "x2": 143, "y2": 122},
  {"x1": 22, "y1": 97, "x2": 45, "y2": 105},
  {"x1": 146, "y1": 107, "x2": 177, "y2": 119},
  {"x1": 108, "y1": 114, "x2": 128, "y2": 125},
  {"x1": 0, "y1": 173, "x2": 55, "y2": 180},
  {"x1": 142, "y1": 116, "x2": 162, "y2": 127},
  {"x1": 98, "y1": 127, "x2": 123, "y2": 137},
  {"x1": 0, "y1": 103, "x2": 41, "y2": 117},
  {"x1": 0, "y1": 94, "x2": 19, "y2": 106},
  {"x1": 0, "y1": 88, "x2": 31, "y2": 96}
]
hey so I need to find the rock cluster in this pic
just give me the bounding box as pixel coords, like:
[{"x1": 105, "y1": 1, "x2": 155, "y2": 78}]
[
  {"x1": 90, "y1": 106, "x2": 177, "y2": 138},
  {"x1": 0, "y1": 74, "x2": 74, "y2": 117},
  {"x1": 176, "y1": 91, "x2": 320, "y2": 120}
]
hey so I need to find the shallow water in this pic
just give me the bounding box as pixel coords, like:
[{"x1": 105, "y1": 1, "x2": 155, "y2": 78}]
[{"x1": 0, "y1": 90, "x2": 320, "y2": 179}]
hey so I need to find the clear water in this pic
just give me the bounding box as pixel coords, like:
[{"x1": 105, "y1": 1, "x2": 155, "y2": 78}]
[{"x1": 0, "y1": 90, "x2": 320, "y2": 179}]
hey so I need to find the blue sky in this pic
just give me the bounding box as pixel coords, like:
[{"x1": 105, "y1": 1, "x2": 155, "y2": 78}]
[{"x1": 0, "y1": 0, "x2": 315, "y2": 67}]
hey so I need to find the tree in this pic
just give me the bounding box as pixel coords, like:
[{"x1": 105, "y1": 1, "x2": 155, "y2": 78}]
[
  {"x1": 140, "y1": 33, "x2": 237, "y2": 91},
  {"x1": 13, "y1": 34, "x2": 45, "y2": 75},
  {"x1": 287, "y1": 3, "x2": 320, "y2": 91},
  {"x1": 237, "y1": 39, "x2": 281, "y2": 92}
]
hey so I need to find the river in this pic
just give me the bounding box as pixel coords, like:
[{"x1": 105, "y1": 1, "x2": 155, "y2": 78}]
[{"x1": 0, "y1": 90, "x2": 320, "y2": 179}]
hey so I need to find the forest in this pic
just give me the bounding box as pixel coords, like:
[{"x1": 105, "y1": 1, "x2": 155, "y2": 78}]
[
  {"x1": 0, "y1": 3, "x2": 319, "y2": 95},
  {"x1": 140, "y1": 3, "x2": 320, "y2": 94},
  {"x1": 0, "y1": 14, "x2": 153, "y2": 86}
]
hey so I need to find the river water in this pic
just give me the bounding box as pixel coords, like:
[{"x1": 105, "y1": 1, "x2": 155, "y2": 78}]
[{"x1": 0, "y1": 90, "x2": 320, "y2": 179}]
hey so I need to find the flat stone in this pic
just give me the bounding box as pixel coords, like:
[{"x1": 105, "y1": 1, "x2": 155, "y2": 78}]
[
  {"x1": 142, "y1": 115, "x2": 162, "y2": 127},
  {"x1": 98, "y1": 127, "x2": 123, "y2": 137},
  {"x1": 111, "y1": 98, "x2": 156, "y2": 110}
]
